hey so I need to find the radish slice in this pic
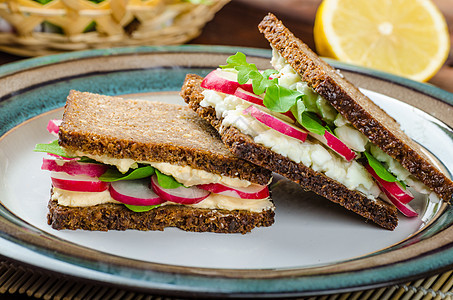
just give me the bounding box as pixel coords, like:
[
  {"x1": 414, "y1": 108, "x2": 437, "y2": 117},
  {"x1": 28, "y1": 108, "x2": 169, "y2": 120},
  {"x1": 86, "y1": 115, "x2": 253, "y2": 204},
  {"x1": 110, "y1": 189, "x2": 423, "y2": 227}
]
[
  {"x1": 309, "y1": 131, "x2": 357, "y2": 161},
  {"x1": 234, "y1": 88, "x2": 264, "y2": 106},
  {"x1": 364, "y1": 163, "x2": 414, "y2": 204},
  {"x1": 198, "y1": 182, "x2": 270, "y2": 199},
  {"x1": 47, "y1": 119, "x2": 61, "y2": 136},
  {"x1": 243, "y1": 105, "x2": 308, "y2": 142},
  {"x1": 201, "y1": 69, "x2": 254, "y2": 95},
  {"x1": 378, "y1": 185, "x2": 418, "y2": 217},
  {"x1": 51, "y1": 172, "x2": 109, "y2": 192},
  {"x1": 234, "y1": 88, "x2": 296, "y2": 123},
  {"x1": 150, "y1": 175, "x2": 210, "y2": 204},
  {"x1": 109, "y1": 179, "x2": 164, "y2": 206},
  {"x1": 42, "y1": 158, "x2": 108, "y2": 178}
]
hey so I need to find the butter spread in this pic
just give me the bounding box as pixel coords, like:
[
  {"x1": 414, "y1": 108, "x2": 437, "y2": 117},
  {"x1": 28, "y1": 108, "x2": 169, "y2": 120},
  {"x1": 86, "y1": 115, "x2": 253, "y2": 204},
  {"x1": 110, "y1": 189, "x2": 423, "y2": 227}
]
[{"x1": 53, "y1": 188, "x2": 274, "y2": 213}]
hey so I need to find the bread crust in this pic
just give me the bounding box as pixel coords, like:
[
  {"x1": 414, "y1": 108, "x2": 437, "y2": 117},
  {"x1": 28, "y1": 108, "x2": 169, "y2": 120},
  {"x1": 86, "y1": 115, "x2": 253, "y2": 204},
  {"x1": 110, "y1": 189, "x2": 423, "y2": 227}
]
[
  {"x1": 258, "y1": 13, "x2": 453, "y2": 202},
  {"x1": 181, "y1": 74, "x2": 398, "y2": 230},
  {"x1": 58, "y1": 90, "x2": 272, "y2": 186},
  {"x1": 47, "y1": 199, "x2": 274, "y2": 234}
]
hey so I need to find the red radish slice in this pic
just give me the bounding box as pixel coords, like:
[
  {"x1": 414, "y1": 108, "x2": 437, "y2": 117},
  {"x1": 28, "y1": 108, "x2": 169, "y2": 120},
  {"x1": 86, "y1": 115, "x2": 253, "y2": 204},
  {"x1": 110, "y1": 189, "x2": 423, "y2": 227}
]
[
  {"x1": 378, "y1": 183, "x2": 418, "y2": 217},
  {"x1": 309, "y1": 131, "x2": 357, "y2": 161},
  {"x1": 243, "y1": 105, "x2": 308, "y2": 142},
  {"x1": 234, "y1": 88, "x2": 296, "y2": 123},
  {"x1": 198, "y1": 182, "x2": 270, "y2": 199},
  {"x1": 47, "y1": 119, "x2": 61, "y2": 136},
  {"x1": 234, "y1": 88, "x2": 264, "y2": 106},
  {"x1": 364, "y1": 164, "x2": 414, "y2": 204},
  {"x1": 150, "y1": 175, "x2": 209, "y2": 204},
  {"x1": 51, "y1": 172, "x2": 109, "y2": 192},
  {"x1": 42, "y1": 158, "x2": 108, "y2": 178},
  {"x1": 109, "y1": 179, "x2": 164, "y2": 206},
  {"x1": 201, "y1": 69, "x2": 253, "y2": 95}
]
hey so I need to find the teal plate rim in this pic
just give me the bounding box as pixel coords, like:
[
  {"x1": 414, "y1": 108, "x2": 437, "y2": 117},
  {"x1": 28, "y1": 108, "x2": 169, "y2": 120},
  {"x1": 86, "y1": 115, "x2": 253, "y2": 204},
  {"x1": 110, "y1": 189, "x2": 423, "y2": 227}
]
[{"x1": 0, "y1": 45, "x2": 452, "y2": 298}]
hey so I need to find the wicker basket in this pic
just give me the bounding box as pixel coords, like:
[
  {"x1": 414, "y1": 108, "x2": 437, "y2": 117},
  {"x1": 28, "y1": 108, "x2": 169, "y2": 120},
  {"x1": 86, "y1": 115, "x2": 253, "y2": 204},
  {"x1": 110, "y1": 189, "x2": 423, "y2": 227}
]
[{"x1": 0, "y1": 0, "x2": 229, "y2": 56}]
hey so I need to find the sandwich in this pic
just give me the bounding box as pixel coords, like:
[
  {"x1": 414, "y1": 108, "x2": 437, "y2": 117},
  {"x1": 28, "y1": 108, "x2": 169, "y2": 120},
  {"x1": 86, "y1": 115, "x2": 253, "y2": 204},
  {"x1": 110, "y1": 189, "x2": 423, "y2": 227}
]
[
  {"x1": 180, "y1": 13, "x2": 453, "y2": 230},
  {"x1": 35, "y1": 90, "x2": 274, "y2": 234}
]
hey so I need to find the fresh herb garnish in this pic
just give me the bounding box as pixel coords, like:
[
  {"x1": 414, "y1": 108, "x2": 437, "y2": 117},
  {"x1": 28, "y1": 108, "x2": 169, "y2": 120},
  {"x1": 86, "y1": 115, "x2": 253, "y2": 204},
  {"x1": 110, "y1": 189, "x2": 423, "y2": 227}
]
[
  {"x1": 222, "y1": 52, "x2": 340, "y2": 138},
  {"x1": 99, "y1": 165, "x2": 155, "y2": 182},
  {"x1": 301, "y1": 112, "x2": 327, "y2": 136},
  {"x1": 364, "y1": 152, "x2": 398, "y2": 182},
  {"x1": 124, "y1": 204, "x2": 161, "y2": 212},
  {"x1": 155, "y1": 170, "x2": 184, "y2": 189},
  {"x1": 264, "y1": 84, "x2": 303, "y2": 112},
  {"x1": 221, "y1": 52, "x2": 278, "y2": 96},
  {"x1": 34, "y1": 140, "x2": 74, "y2": 158}
]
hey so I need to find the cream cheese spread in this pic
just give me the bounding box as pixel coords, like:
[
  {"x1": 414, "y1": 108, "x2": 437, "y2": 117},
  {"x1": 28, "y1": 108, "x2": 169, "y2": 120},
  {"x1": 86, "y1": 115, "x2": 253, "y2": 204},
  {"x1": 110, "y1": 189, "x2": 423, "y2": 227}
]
[
  {"x1": 53, "y1": 188, "x2": 274, "y2": 213},
  {"x1": 200, "y1": 48, "x2": 430, "y2": 201},
  {"x1": 201, "y1": 87, "x2": 381, "y2": 199}
]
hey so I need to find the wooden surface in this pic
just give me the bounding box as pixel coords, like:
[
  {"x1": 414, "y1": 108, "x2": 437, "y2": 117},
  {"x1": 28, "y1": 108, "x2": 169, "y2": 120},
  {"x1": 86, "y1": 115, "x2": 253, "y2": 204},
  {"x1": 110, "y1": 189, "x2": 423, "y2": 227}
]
[{"x1": 0, "y1": 0, "x2": 451, "y2": 93}]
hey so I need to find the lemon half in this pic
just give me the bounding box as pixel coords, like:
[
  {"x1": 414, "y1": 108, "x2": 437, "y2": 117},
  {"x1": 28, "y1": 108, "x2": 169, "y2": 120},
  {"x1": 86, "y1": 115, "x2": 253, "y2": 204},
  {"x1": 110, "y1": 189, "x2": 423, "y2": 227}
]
[{"x1": 314, "y1": 0, "x2": 450, "y2": 81}]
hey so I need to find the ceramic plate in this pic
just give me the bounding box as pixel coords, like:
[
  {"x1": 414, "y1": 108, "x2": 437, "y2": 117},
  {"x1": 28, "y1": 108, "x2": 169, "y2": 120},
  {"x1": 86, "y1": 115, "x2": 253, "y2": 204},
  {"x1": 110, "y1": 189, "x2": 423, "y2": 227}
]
[{"x1": 0, "y1": 46, "x2": 452, "y2": 298}]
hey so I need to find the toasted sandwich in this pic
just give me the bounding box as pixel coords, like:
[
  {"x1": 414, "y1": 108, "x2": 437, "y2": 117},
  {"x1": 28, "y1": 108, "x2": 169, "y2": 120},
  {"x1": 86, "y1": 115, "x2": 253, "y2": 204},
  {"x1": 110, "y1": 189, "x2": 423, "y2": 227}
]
[
  {"x1": 180, "y1": 13, "x2": 453, "y2": 230},
  {"x1": 35, "y1": 90, "x2": 274, "y2": 234}
]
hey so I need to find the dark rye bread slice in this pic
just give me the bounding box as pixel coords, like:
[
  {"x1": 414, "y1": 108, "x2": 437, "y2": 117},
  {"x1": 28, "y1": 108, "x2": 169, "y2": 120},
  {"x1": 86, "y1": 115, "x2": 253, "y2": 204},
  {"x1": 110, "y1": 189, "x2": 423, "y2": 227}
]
[
  {"x1": 48, "y1": 198, "x2": 274, "y2": 234},
  {"x1": 180, "y1": 74, "x2": 398, "y2": 230},
  {"x1": 258, "y1": 13, "x2": 453, "y2": 202},
  {"x1": 59, "y1": 90, "x2": 271, "y2": 185}
]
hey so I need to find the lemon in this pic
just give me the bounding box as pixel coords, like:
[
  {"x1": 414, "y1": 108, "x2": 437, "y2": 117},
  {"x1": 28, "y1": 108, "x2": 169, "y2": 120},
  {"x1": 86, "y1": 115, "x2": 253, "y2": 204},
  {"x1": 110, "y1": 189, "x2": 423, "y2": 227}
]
[{"x1": 314, "y1": 0, "x2": 450, "y2": 81}]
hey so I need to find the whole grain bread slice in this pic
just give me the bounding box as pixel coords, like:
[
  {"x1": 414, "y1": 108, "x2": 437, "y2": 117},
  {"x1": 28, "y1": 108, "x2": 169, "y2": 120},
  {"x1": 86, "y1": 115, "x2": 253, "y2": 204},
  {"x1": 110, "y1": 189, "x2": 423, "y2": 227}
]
[
  {"x1": 48, "y1": 196, "x2": 274, "y2": 234},
  {"x1": 181, "y1": 74, "x2": 398, "y2": 230},
  {"x1": 59, "y1": 90, "x2": 271, "y2": 185},
  {"x1": 258, "y1": 13, "x2": 453, "y2": 202}
]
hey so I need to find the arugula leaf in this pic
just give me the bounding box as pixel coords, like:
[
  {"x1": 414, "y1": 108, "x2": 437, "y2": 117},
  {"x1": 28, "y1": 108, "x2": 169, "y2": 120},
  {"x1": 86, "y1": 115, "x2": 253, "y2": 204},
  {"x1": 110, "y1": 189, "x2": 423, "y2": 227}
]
[
  {"x1": 124, "y1": 204, "x2": 161, "y2": 212},
  {"x1": 155, "y1": 170, "x2": 184, "y2": 189},
  {"x1": 220, "y1": 52, "x2": 332, "y2": 135},
  {"x1": 290, "y1": 102, "x2": 326, "y2": 136},
  {"x1": 264, "y1": 85, "x2": 303, "y2": 113},
  {"x1": 364, "y1": 152, "x2": 398, "y2": 183},
  {"x1": 221, "y1": 52, "x2": 277, "y2": 95},
  {"x1": 262, "y1": 69, "x2": 278, "y2": 79},
  {"x1": 34, "y1": 140, "x2": 75, "y2": 158},
  {"x1": 300, "y1": 112, "x2": 326, "y2": 136},
  {"x1": 236, "y1": 67, "x2": 258, "y2": 85},
  {"x1": 99, "y1": 165, "x2": 155, "y2": 182},
  {"x1": 221, "y1": 52, "x2": 249, "y2": 69}
]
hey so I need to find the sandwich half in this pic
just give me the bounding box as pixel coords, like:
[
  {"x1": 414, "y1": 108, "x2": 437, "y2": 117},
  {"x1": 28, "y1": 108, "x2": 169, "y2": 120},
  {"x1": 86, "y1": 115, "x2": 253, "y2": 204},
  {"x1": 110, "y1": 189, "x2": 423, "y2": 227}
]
[
  {"x1": 36, "y1": 90, "x2": 274, "y2": 234},
  {"x1": 180, "y1": 13, "x2": 453, "y2": 230}
]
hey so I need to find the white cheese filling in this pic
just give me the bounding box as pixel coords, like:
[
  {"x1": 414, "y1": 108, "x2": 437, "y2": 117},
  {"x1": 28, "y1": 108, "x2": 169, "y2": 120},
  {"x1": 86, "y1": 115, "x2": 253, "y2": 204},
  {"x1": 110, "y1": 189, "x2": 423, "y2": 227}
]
[
  {"x1": 65, "y1": 150, "x2": 252, "y2": 187},
  {"x1": 199, "y1": 48, "x2": 431, "y2": 202},
  {"x1": 270, "y1": 48, "x2": 430, "y2": 196},
  {"x1": 200, "y1": 90, "x2": 381, "y2": 199},
  {"x1": 52, "y1": 188, "x2": 274, "y2": 213},
  {"x1": 54, "y1": 152, "x2": 272, "y2": 212}
]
